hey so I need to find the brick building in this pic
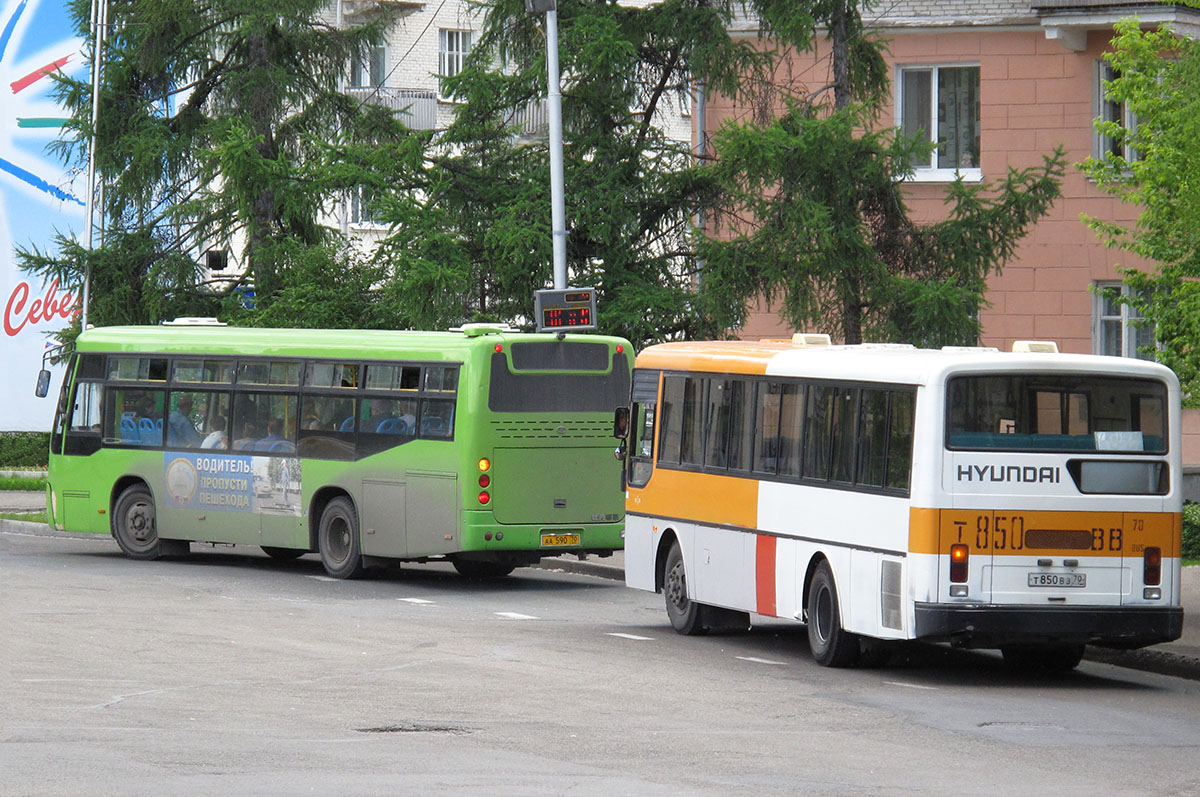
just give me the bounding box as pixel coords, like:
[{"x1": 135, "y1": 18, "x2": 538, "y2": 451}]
[{"x1": 718, "y1": 0, "x2": 1200, "y2": 465}]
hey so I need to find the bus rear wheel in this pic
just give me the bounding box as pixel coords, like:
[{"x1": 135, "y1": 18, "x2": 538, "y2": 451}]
[
  {"x1": 452, "y1": 559, "x2": 516, "y2": 579},
  {"x1": 663, "y1": 541, "x2": 706, "y2": 635},
  {"x1": 806, "y1": 561, "x2": 860, "y2": 667},
  {"x1": 112, "y1": 485, "x2": 187, "y2": 560},
  {"x1": 317, "y1": 497, "x2": 364, "y2": 579}
]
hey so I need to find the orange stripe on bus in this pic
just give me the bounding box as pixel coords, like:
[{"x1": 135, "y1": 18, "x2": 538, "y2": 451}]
[
  {"x1": 626, "y1": 469, "x2": 757, "y2": 530},
  {"x1": 755, "y1": 534, "x2": 777, "y2": 618},
  {"x1": 634, "y1": 341, "x2": 795, "y2": 375}
]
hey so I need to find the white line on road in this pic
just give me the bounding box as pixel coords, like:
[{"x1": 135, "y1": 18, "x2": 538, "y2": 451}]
[
  {"x1": 494, "y1": 612, "x2": 539, "y2": 620},
  {"x1": 306, "y1": 576, "x2": 339, "y2": 582},
  {"x1": 736, "y1": 656, "x2": 787, "y2": 666},
  {"x1": 399, "y1": 598, "x2": 435, "y2": 605},
  {"x1": 884, "y1": 681, "x2": 939, "y2": 690},
  {"x1": 606, "y1": 632, "x2": 654, "y2": 641}
]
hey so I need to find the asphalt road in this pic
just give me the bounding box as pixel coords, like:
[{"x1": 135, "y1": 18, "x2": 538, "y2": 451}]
[{"x1": 4, "y1": 526, "x2": 1200, "y2": 795}]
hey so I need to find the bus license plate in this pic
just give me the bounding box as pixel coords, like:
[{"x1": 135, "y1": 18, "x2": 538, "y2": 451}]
[
  {"x1": 541, "y1": 533, "x2": 581, "y2": 547},
  {"x1": 1028, "y1": 572, "x2": 1086, "y2": 588}
]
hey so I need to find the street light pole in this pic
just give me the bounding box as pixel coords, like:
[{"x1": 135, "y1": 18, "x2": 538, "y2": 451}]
[
  {"x1": 81, "y1": 0, "x2": 108, "y2": 330},
  {"x1": 526, "y1": 0, "x2": 566, "y2": 290}
]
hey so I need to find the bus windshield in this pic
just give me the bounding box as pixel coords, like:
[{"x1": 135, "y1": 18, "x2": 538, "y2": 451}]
[{"x1": 946, "y1": 374, "x2": 1167, "y2": 453}]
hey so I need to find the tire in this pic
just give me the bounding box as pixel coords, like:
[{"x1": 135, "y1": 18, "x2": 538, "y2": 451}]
[
  {"x1": 261, "y1": 546, "x2": 305, "y2": 561},
  {"x1": 806, "y1": 561, "x2": 860, "y2": 667},
  {"x1": 317, "y1": 497, "x2": 364, "y2": 579},
  {"x1": 452, "y1": 559, "x2": 516, "y2": 579},
  {"x1": 663, "y1": 541, "x2": 706, "y2": 635},
  {"x1": 1001, "y1": 644, "x2": 1085, "y2": 672},
  {"x1": 112, "y1": 484, "x2": 187, "y2": 560}
]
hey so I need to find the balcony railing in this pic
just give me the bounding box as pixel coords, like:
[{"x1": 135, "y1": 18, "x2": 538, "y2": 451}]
[
  {"x1": 506, "y1": 97, "x2": 548, "y2": 139},
  {"x1": 346, "y1": 86, "x2": 437, "y2": 131}
]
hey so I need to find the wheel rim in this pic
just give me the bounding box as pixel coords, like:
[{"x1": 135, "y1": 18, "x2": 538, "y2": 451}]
[
  {"x1": 666, "y1": 559, "x2": 688, "y2": 613},
  {"x1": 814, "y1": 584, "x2": 833, "y2": 645},
  {"x1": 325, "y1": 514, "x2": 350, "y2": 565},
  {"x1": 122, "y1": 498, "x2": 156, "y2": 551}
]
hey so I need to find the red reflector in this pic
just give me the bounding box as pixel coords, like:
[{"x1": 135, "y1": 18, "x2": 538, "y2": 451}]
[
  {"x1": 1144, "y1": 546, "x2": 1162, "y2": 586},
  {"x1": 494, "y1": 344, "x2": 503, "y2": 353},
  {"x1": 478, "y1": 491, "x2": 491, "y2": 505},
  {"x1": 616, "y1": 344, "x2": 624, "y2": 353},
  {"x1": 479, "y1": 474, "x2": 490, "y2": 488},
  {"x1": 950, "y1": 544, "x2": 969, "y2": 583}
]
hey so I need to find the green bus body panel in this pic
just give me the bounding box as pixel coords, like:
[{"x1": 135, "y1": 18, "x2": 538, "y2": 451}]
[
  {"x1": 49, "y1": 325, "x2": 632, "y2": 563},
  {"x1": 492, "y1": 447, "x2": 623, "y2": 525}
]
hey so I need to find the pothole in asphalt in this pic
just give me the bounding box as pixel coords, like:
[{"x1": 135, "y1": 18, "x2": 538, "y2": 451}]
[{"x1": 356, "y1": 723, "x2": 472, "y2": 735}]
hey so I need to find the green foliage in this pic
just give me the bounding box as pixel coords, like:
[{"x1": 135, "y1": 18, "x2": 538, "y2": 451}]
[
  {"x1": 699, "y1": 102, "x2": 1065, "y2": 344},
  {"x1": 1079, "y1": 19, "x2": 1200, "y2": 403},
  {"x1": 1183, "y1": 503, "x2": 1200, "y2": 560},
  {"x1": 0, "y1": 433, "x2": 50, "y2": 468},
  {"x1": 22, "y1": 0, "x2": 408, "y2": 331},
  {"x1": 0, "y1": 476, "x2": 47, "y2": 491}
]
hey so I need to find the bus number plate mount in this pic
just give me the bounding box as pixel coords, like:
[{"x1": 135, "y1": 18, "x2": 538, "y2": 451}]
[
  {"x1": 1027, "y1": 572, "x2": 1086, "y2": 588},
  {"x1": 541, "y1": 532, "x2": 581, "y2": 547}
]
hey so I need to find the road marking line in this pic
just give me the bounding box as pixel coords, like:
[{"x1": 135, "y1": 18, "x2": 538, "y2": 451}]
[
  {"x1": 306, "y1": 575, "x2": 338, "y2": 582},
  {"x1": 736, "y1": 656, "x2": 786, "y2": 665},
  {"x1": 494, "y1": 611, "x2": 538, "y2": 620},
  {"x1": 884, "y1": 681, "x2": 938, "y2": 690},
  {"x1": 399, "y1": 598, "x2": 435, "y2": 605},
  {"x1": 607, "y1": 632, "x2": 654, "y2": 641}
]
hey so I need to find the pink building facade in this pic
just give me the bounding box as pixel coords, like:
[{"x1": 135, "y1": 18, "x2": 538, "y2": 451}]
[{"x1": 715, "y1": 0, "x2": 1200, "y2": 468}]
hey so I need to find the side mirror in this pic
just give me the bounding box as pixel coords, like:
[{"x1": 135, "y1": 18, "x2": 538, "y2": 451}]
[
  {"x1": 35, "y1": 369, "x2": 51, "y2": 398},
  {"x1": 613, "y1": 407, "x2": 629, "y2": 439}
]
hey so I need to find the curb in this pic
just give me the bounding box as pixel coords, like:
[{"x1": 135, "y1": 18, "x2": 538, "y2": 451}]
[{"x1": 532, "y1": 556, "x2": 624, "y2": 582}]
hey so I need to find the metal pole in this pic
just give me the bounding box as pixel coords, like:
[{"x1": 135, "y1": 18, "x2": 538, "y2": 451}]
[
  {"x1": 80, "y1": 0, "x2": 107, "y2": 329},
  {"x1": 545, "y1": 8, "x2": 566, "y2": 290},
  {"x1": 693, "y1": 78, "x2": 705, "y2": 288}
]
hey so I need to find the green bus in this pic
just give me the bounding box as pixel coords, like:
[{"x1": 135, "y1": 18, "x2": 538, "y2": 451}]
[{"x1": 41, "y1": 321, "x2": 632, "y2": 578}]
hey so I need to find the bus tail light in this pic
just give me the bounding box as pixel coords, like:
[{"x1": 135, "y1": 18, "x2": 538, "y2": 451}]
[
  {"x1": 478, "y1": 491, "x2": 491, "y2": 505},
  {"x1": 479, "y1": 474, "x2": 490, "y2": 488},
  {"x1": 949, "y1": 544, "x2": 969, "y2": 583},
  {"x1": 1144, "y1": 546, "x2": 1162, "y2": 586}
]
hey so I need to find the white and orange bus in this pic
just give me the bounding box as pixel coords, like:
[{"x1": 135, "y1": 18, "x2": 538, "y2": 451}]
[{"x1": 619, "y1": 336, "x2": 1183, "y2": 669}]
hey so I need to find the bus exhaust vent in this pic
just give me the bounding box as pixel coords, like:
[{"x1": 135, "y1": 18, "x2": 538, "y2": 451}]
[
  {"x1": 1012, "y1": 340, "x2": 1059, "y2": 354},
  {"x1": 881, "y1": 560, "x2": 902, "y2": 630},
  {"x1": 490, "y1": 419, "x2": 610, "y2": 439},
  {"x1": 792, "y1": 333, "x2": 832, "y2": 347}
]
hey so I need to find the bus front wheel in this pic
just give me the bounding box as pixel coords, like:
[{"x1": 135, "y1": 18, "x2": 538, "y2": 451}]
[
  {"x1": 317, "y1": 497, "x2": 365, "y2": 579},
  {"x1": 663, "y1": 541, "x2": 706, "y2": 635},
  {"x1": 112, "y1": 485, "x2": 186, "y2": 560},
  {"x1": 806, "y1": 561, "x2": 860, "y2": 667}
]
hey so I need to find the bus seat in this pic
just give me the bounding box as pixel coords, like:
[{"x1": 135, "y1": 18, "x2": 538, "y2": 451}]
[
  {"x1": 421, "y1": 416, "x2": 445, "y2": 434},
  {"x1": 339, "y1": 416, "x2": 355, "y2": 432},
  {"x1": 138, "y1": 417, "x2": 162, "y2": 446},
  {"x1": 268, "y1": 440, "x2": 295, "y2": 453},
  {"x1": 377, "y1": 417, "x2": 400, "y2": 434},
  {"x1": 121, "y1": 417, "x2": 139, "y2": 443}
]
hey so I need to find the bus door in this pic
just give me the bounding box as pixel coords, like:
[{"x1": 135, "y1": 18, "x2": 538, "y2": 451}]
[{"x1": 53, "y1": 354, "x2": 108, "y2": 533}]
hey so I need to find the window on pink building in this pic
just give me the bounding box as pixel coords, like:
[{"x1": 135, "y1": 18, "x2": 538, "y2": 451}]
[
  {"x1": 1094, "y1": 281, "x2": 1155, "y2": 359},
  {"x1": 898, "y1": 65, "x2": 980, "y2": 174}
]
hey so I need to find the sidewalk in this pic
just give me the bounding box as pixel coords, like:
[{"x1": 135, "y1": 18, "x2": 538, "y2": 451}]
[{"x1": 541, "y1": 550, "x2": 1200, "y2": 678}]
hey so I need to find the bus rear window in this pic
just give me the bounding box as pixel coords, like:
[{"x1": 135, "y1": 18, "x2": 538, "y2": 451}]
[
  {"x1": 488, "y1": 351, "x2": 630, "y2": 412},
  {"x1": 946, "y1": 374, "x2": 1167, "y2": 453}
]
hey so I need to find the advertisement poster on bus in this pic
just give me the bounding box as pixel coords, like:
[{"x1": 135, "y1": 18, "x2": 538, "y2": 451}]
[
  {"x1": 163, "y1": 453, "x2": 302, "y2": 517},
  {"x1": 0, "y1": 0, "x2": 86, "y2": 431}
]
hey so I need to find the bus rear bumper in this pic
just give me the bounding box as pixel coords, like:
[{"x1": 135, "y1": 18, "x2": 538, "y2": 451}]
[{"x1": 913, "y1": 603, "x2": 1184, "y2": 650}]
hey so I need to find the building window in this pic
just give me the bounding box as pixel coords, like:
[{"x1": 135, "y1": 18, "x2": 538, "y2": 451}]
[
  {"x1": 351, "y1": 40, "x2": 387, "y2": 88},
  {"x1": 439, "y1": 29, "x2": 473, "y2": 99},
  {"x1": 350, "y1": 185, "x2": 380, "y2": 227},
  {"x1": 1094, "y1": 61, "x2": 1139, "y2": 161},
  {"x1": 898, "y1": 65, "x2": 980, "y2": 177},
  {"x1": 1094, "y1": 282, "x2": 1154, "y2": 359}
]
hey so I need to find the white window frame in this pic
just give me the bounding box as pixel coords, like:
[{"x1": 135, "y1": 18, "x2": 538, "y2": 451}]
[
  {"x1": 351, "y1": 39, "x2": 387, "y2": 89},
  {"x1": 349, "y1": 185, "x2": 384, "y2": 229},
  {"x1": 1094, "y1": 60, "x2": 1140, "y2": 162},
  {"x1": 1093, "y1": 281, "x2": 1154, "y2": 359},
  {"x1": 438, "y1": 29, "x2": 473, "y2": 101},
  {"x1": 895, "y1": 63, "x2": 982, "y2": 183}
]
